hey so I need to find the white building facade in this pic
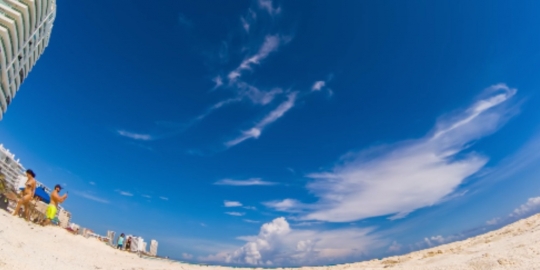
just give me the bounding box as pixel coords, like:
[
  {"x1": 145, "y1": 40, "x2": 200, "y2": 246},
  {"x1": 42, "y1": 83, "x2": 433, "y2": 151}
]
[
  {"x1": 0, "y1": 143, "x2": 24, "y2": 189},
  {"x1": 0, "y1": 0, "x2": 56, "y2": 119},
  {"x1": 150, "y1": 240, "x2": 158, "y2": 256}
]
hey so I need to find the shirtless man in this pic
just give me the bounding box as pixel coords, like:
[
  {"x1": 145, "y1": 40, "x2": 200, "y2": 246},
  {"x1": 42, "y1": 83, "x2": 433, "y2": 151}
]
[
  {"x1": 41, "y1": 184, "x2": 67, "y2": 226},
  {"x1": 13, "y1": 169, "x2": 37, "y2": 221}
]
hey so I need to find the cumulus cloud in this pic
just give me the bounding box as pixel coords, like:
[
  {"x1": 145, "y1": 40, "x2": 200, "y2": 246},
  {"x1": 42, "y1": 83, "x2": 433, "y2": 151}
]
[
  {"x1": 182, "y1": 253, "x2": 194, "y2": 259},
  {"x1": 226, "y1": 92, "x2": 298, "y2": 147},
  {"x1": 202, "y1": 217, "x2": 379, "y2": 266},
  {"x1": 265, "y1": 84, "x2": 518, "y2": 222},
  {"x1": 214, "y1": 178, "x2": 277, "y2": 186},
  {"x1": 225, "y1": 212, "x2": 246, "y2": 216},
  {"x1": 225, "y1": 200, "x2": 243, "y2": 207},
  {"x1": 510, "y1": 197, "x2": 540, "y2": 217}
]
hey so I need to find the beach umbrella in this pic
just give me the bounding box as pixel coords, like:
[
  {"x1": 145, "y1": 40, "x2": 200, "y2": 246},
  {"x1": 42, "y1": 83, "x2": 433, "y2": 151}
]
[
  {"x1": 20, "y1": 187, "x2": 50, "y2": 204},
  {"x1": 34, "y1": 187, "x2": 51, "y2": 204}
]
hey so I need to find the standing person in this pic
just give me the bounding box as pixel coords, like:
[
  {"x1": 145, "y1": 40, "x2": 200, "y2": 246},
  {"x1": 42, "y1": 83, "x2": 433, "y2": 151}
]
[
  {"x1": 41, "y1": 184, "x2": 67, "y2": 226},
  {"x1": 125, "y1": 237, "x2": 132, "y2": 251},
  {"x1": 117, "y1": 233, "x2": 125, "y2": 249},
  {"x1": 12, "y1": 170, "x2": 37, "y2": 221}
]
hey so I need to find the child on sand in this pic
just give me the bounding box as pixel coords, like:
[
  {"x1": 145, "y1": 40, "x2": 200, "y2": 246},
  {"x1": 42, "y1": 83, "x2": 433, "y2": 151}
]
[{"x1": 117, "y1": 233, "x2": 125, "y2": 249}]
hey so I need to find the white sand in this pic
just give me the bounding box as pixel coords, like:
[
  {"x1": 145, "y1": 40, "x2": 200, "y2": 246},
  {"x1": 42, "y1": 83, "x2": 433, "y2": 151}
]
[{"x1": 1, "y1": 210, "x2": 540, "y2": 270}]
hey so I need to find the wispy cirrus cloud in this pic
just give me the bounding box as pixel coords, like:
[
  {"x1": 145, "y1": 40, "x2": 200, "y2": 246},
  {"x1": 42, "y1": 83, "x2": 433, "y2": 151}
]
[
  {"x1": 160, "y1": 196, "x2": 169, "y2": 201},
  {"x1": 73, "y1": 191, "x2": 109, "y2": 204},
  {"x1": 243, "y1": 219, "x2": 260, "y2": 223},
  {"x1": 224, "y1": 200, "x2": 243, "y2": 207},
  {"x1": 212, "y1": 75, "x2": 224, "y2": 90},
  {"x1": 117, "y1": 130, "x2": 153, "y2": 141},
  {"x1": 265, "y1": 84, "x2": 518, "y2": 222},
  {"x1": 257, "y1": 0, "x2": 281, "y2": 16},
  {"x1": 228, "y1": 35, "x2": 288, "y2": 83},
  {"x1": 225, "y1": 212, "x2": 246, "y2": 216},
  {"x1": 118, "y1": 190, "x2": 133, "y2": 197},
  {"x1": 214, "y1": 178, "x2": 277, "y2": 186},
  {"x1": 311, "y1": 81, "x2": 326, "y2": 91},
  {"x1": 226, "y1": 92, "x2": 298, "y2": 147}
]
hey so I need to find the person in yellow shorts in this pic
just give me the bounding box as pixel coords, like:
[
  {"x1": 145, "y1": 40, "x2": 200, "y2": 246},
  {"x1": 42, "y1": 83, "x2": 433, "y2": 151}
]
[
  {"x1": 41, "y1": 184, "x2": 68, "y2": 226},
  {"x1": 46, "y1": 204, "x2": 57, "y2": 220}
]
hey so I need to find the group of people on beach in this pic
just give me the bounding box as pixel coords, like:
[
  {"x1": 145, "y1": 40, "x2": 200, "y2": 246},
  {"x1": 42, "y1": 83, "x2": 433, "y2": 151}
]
[
  {"x1": 12, "y1": 169, "x2": 68, "y2": 226},
  {"x1": 116, "y1": 233, "x2": 133, "y2": 251}
]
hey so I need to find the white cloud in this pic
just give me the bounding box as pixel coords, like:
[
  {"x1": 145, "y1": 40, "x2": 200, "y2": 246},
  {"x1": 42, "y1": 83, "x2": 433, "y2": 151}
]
[
  {"x1": 159, "y1": 196, "x2": 169, "y2": 201},
  {"x1": 486, "y1": 217, "x2": 501, "y2": 225},
  {"x1": 214, "y1": 178, "x2": 277, "y2": 186},
  {"x1": 118, "y1": 191, "x2": 133, "y2": 197},
  {"x1": 263, "y1": 199, "x2": 307, "y2": 213},
  {"x1": 236, "y1": 82, "x2": 283, "y2": 105},
  {"x1": 243, "y1": 206, "x2": 257, "y2": 210},
  {"x1": 510, "y1": 197, "x2": 540, "y2": 217},
  {"x1": 89, "y1": 181, "x2": 95, "y2": 185},
  {"x1": 243, "y1": 219, "x2": 261, "y2": 224},
  {"x1": 241, "y1": 17, "x2": 250, "y2": 33},
  {"x1": 258, "y1": 0, "x2": 281, "y2": 16},
  {"x1": 293, "y1": 221, "x2": 323, "y2": 227},
  {"x1": 116, "y1": 130, "x2": 153, "y2": 141},
  {"x1": 73, "y1": 191, "x2": 109, "y2": 204},
  {"x1": 202, "y1": 217, "x2": 379, "y2": 266},
  {"x1": 423, "y1": 234, "x2": 461, "y2": 247},
  {"x1": 225, "y1": 212, "x2": 246, "y2": 217},
  {"x1": 182, "y1": 253, "x2": 194, "y2": 260},
  {"x1": 265, "y1": 84, "x2": 517, "y2": 222},
  {"x1": 388, "y1": 241, "x2": 402, "y2": 252},
  {"x1": 226, "y1": 92, "x2": 297, "y2": 147},
  {"x1": 311, "y1": 81, "x2": 326, "y2": 91},
  {"x1": 142, "y1": 194, "x2": 151, "y2": 199},
  {"x1": 200, "y1": 223, "x2": 208, "y2": 227},
  {"x1": 225, "y1": 200, "x2": 243, "y2": 207},
  {"x1": 228, "y1": 35, "x2": 285, "y2": 83},
  {"x1": 212, "y1": 75, "x2": 223, "y2": 90}
]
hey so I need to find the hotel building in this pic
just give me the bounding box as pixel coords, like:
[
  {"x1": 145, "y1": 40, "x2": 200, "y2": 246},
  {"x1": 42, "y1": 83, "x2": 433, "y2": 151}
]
[
  {"x1": 0, "y1": 143, "x2": 24, "y2": 190},
  {"x1": 0, "y1": 0, "x2": 56, "y2": 120}
]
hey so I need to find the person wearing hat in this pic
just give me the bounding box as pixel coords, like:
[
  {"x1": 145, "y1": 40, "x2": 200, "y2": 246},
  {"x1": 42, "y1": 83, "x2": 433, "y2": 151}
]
[{"x1": 41, "y1": 184, "x2": 68, "y2": 226}]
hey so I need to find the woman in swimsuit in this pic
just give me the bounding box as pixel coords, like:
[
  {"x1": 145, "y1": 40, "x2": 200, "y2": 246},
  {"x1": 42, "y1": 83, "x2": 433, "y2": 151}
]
[{"x1": 12, "y1": 169, "x2": 36, "y2": 221}]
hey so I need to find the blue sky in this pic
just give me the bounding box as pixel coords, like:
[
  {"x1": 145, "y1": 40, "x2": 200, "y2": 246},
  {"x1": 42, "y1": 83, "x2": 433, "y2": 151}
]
[{"x1": 1, "y1": 0, "x2": 540, "y2": 266}]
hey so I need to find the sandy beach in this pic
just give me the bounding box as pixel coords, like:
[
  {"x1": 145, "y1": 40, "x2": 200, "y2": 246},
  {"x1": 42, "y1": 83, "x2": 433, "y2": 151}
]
[{"x1": 1, "y1": 210, "x2": 540, "y2": 270}]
